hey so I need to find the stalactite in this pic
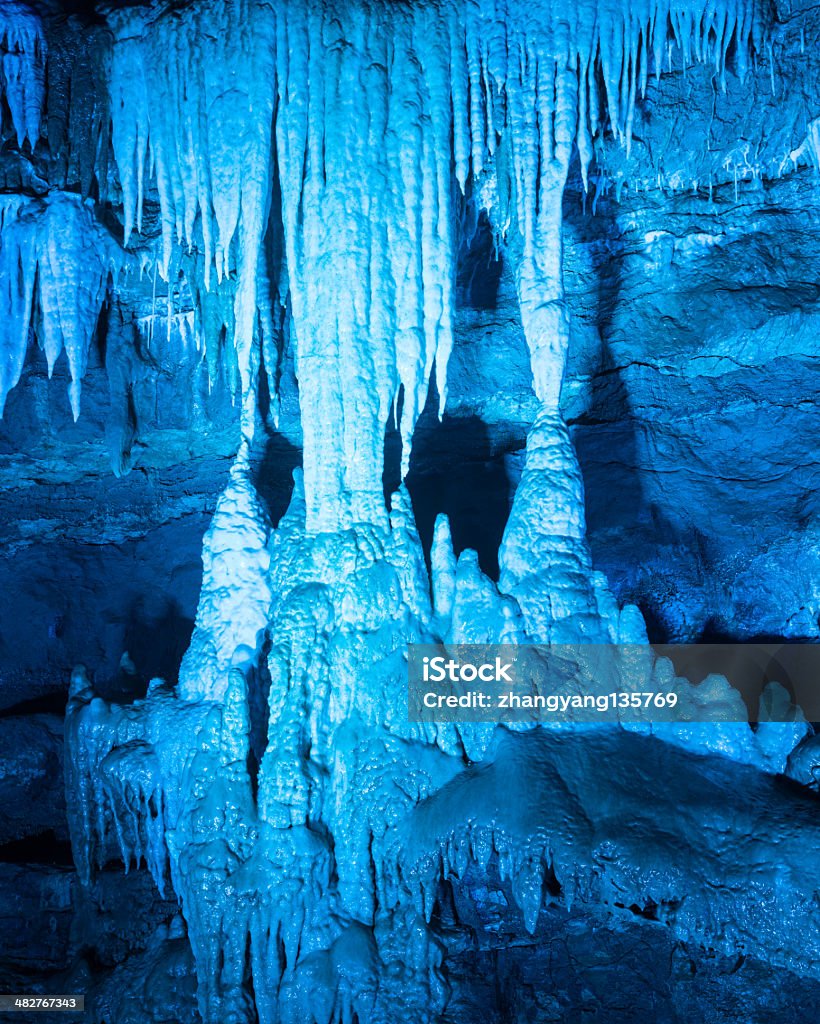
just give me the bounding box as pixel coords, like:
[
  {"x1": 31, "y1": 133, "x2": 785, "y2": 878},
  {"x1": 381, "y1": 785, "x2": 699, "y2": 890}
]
[
  {"x1": 0, "y1": 193, "x2": 115, "y2": 419},
  {"x1": 99, "y1": 0, "x2": 770, "y2": 525},
  {"x1": 107, "y1": 0, "x2": 277, "y2": 440},
  {"x1": 0, "y1": 2, "x2": 45, "y2": 150},
  {"x1": 391, "y1": 725, "x2": 820, "y2": 970},
  {"x1": 449, "y1": 0, "x2": 769, "y2": 403},
  {"x1": 276, "y1": 0, "x2": 456, "y2": 530}
]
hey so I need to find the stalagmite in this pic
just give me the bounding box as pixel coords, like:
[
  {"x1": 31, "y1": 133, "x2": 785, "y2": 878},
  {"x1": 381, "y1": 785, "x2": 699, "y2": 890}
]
[
  {"x1": 178, "y1": 446, "x2": 273, "y2": 701},
  {"x1": 498, "y1": 409, "x2": 637, "y2": 641}
]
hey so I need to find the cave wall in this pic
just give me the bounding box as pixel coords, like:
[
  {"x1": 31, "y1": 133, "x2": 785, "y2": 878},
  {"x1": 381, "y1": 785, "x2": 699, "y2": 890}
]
[{"x1": 1, "y1": 0, "x2": 820, "y2": 1020}]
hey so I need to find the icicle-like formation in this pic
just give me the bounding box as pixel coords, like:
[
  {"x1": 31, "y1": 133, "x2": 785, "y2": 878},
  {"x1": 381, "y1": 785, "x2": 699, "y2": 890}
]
[
  {"x1": 0, "y1": 2, "x2": 45, "y2": 149},
  {"x1": 446, "y1": 0, "x2": 769, "y2": 402},
  {"x1": 107, "y1": 0, "x2": 276, "y2": 438},
  {"x1": 276, "y1": 0, "x2": 456, "y2": 530},
  {"x1": 102, "y1": 0, "x2": 767, "y2": 524},
  {"x1": 391, "y1": 726, "x2": 820, "y2": 977},
  {"x1": 451, "y1": 0, "x2": 770, "y2": 193},
  {"x1": 65, "y1": 668, "x2": 177, "y2": 891},
  {"x1": 790, "y1": 117, "x2": 820, "y2": 173},
  {"x1": 276, "y1": 0, "x2": 767, "y2": 528},
  {"x1": 0, "y1": 194, "x2": 114, "y2": 419}
]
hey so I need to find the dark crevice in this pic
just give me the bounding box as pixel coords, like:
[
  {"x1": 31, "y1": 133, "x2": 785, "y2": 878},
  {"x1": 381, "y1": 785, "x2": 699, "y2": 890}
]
[
  {"x1": 614, "y1": 900, "x2": 659, "y2": 922},
  {"x1": 457, "y1": 208, "x2": 503, "y2": 310},
  {"x1": 406, "y1": 411, "x2": 514, "y2": 581},
  {"x1": 0, "y1": 692, "x2": 68, "y2": 718},
  {"x1": 246, "y1": 637, "x2": 272, "y2": 802},
  {"x1": 0, "y1": 831, "x2": 74, "y2": 868},
  {"x1": 385, "y1": 387, "x2": 515, "y2": 581},
  {"x1": 251, "y1": 432, "x2": 302, "y2": 528}
]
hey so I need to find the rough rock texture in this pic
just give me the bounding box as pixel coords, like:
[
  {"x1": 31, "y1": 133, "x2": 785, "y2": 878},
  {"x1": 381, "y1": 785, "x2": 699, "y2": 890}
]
[
  {"x1": 564, "y1": 170, "x2": 820, "y2": 642},
  {"x1": 0, "y1": 714, "x2": 66, "y2": 843},
  {"x1": 2, "y1": 0, "x2": 820, "y2": 1021}
]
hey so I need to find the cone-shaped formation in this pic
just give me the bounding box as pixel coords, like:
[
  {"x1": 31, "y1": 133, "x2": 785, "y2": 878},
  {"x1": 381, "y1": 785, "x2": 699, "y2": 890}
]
[
  {"x1": 0, "y1": 194, "x2": 114, "y2": 419},
  {"x1": 0, "y1": 2, "x2": 45, "y2": 149}
]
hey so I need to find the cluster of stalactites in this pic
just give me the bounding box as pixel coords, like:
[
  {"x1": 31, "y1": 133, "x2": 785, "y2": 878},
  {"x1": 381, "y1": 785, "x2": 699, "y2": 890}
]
[
  {"x1": 105, "y1": 0, "x2": 770, "y2": 266},
  {"x1": 101, "y1": 0, "x2": 768, "y2": 525},
  {"x1": 451, "y1": 0, "x2": 769, "y2": 199},
  {"x1": 0, "y1": 194, "x2": 114, "y2": 420},
  {"x1": 0, "y1": 2, "x2": 45, "y2": 149},
  {"x1": 447, "y1": 0, "x2": 768, "y2": 406},
  {"x1": 276, "y1": 0, "x2": 456, "y2": 529},
  {"x1": 107, "y1": 0, "x2": 276, "y2": 436}
]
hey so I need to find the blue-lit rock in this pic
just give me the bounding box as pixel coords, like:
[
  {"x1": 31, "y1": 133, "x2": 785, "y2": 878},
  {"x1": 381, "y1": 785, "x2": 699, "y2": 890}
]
[{"x1": 1, "y1": 0, "x2": 820, "y2": 1021}]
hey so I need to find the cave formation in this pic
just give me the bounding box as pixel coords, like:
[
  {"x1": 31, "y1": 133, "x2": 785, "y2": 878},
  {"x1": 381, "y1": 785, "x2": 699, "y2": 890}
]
[{"x1": 2, "y1": 0, "x2": 820, "y2": 1021}]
